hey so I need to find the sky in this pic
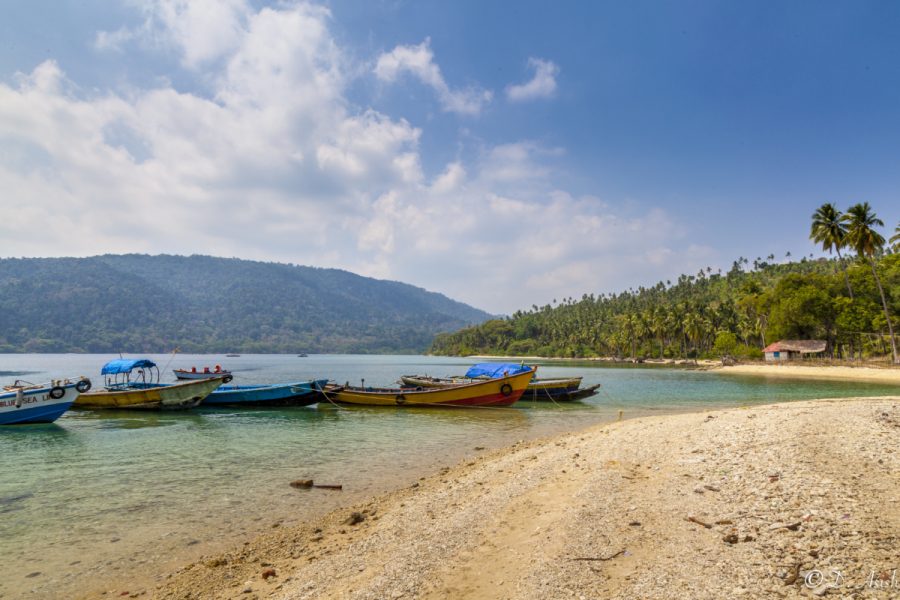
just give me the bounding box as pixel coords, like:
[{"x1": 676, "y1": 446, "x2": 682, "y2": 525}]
[{"x1": 1, "y1": 1, "x2": 899, "y2": 314}]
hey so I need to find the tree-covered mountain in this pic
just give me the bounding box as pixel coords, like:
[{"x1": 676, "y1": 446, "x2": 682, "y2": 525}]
[
  {"x1": 430, "y1": 254, "x2": 900, "y2": 361},
  {"x1": 0, "y1": 254, "x2": 491, "y2": 353},
  {"x1": 433, "y1": 203, "x2": 900, "y2": 362}
]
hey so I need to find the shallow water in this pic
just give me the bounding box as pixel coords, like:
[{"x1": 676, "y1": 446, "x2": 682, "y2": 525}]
[{"x1": 0, "y1": 354, "x2": 896, "y2": 598}]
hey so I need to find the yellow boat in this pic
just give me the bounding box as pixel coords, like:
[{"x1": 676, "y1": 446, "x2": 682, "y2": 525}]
[
  {"x1": 324, "y1": 366, "x2": 536, "y2": 407},
  {"x1": 75, "y1": 358, "x2": 224, "y2": 410}
]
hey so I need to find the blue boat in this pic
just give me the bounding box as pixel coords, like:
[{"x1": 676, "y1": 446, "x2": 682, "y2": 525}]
[
  {"x1": 201, "y1": 379, "x2": 328, "y2": 407},
  {"x1": 1, "y1": 377, "x2": 92, "y2": 425}
]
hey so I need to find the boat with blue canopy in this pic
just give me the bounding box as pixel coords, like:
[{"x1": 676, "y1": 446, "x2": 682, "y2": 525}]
[
  {"x1": 76, "y1": 358, "x2": 224, "y2": 410},
  {"x1": 399, "y1": 362, "x2": 600, "y2": 402}
]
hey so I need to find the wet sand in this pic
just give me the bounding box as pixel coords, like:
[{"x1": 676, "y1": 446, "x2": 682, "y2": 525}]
[{"x1": 129, "y1": 396, "x2": 899, "y2": 599}]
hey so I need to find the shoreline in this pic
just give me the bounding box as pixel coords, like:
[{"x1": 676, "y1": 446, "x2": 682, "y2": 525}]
[
  {"x1": 127, "y1": 395, "x2": 900, "y2": 599},
  {"x1": 714, "y1": 363, "x2": 900, "y2": 384}
]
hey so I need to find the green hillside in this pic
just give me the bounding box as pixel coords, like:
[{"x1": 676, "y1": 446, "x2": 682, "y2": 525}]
[
  {"x1": 0, "y1": 254, "x2": 491, "y2": 354},
  {"x1": 431, "y1": 254, "x2": 900, "y2": 361}
]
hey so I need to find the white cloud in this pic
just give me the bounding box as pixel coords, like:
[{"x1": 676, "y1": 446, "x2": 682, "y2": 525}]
[
  {"x1": 375, "y1": 38, "x2": 492, "y2": 116},
  {"x1": 506, "y1": 57, "x2": 559, "y2": 102},
  {"x1": 0, "y1": 3, "x2": 698, "y2": 314}
]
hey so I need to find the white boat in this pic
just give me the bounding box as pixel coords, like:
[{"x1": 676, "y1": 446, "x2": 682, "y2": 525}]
[
  {"x1": 173, "y1": 367, "x2": 233, "y2": 382},
  {"x1": 1, "y1": 377, "x2": 92, "y2": 425}
]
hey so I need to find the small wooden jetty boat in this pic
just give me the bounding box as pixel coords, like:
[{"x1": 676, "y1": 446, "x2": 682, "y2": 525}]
[
  {"x1": 323, "y1": 366, "x2": 536, "y2": 407},
  {"x1": 400, "y1": 364, "x2": 599, "y2": 402},
  {"x1": 77, "y1": 359, "x2": 224, "y2": 410},
  {"x1": 202, "y1": 379, "x2": 329, "y2": 407},
  {"x1": 174, "y1": 366, "x2": 234, "y2": 383},
  {"x1": 1, "y1": 376, "x2": 92, "y2": 425}
]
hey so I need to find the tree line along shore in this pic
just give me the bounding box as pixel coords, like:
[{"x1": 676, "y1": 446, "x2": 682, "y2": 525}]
[{"x1": 432, "y1": 203, "x2": 900, "y2": 365}]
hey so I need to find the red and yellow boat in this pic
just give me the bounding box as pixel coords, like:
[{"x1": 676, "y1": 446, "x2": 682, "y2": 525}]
[{"x1": 324, "y1": 366, "x2": 536, "y2": 407}]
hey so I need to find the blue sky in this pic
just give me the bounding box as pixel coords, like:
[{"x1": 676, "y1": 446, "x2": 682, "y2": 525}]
[{"x1": 1, "y1": 1, "x2": 898, "y2": 313}]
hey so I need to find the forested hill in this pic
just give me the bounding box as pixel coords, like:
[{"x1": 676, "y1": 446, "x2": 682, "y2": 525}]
[
  {"x1": 0, "y1": 254, "x2": 491, "y2": 353},
  {"x1": 430, "y1": 254, "x2": 900, "y2": 360}
]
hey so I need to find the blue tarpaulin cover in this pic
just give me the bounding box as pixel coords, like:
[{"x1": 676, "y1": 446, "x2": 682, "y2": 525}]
[
  {"x1": 101, "y1": 359, "x2": 157, "y2": 375},
  {"x1": 464, "y1": 363, "x2": 532, "y2": 379}
]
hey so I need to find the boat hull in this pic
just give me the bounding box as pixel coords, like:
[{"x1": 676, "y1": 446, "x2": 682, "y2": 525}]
[
  {"x1": 174, "y1": 369, "x2": 232, "y2": 381},
  {"x1": 0, "y1": 379, "x2": 86, "y2": 425},
  {"x1": 400, "y1": 375, "x2": 587, "y2": 402},
  {"x1": 328, "y1": 368, "x2": 535, "y2": 407},
  {"x1": 75, "y1": 377, "x2": 224, "y2": 410},
  {"x1": 202, "y1": 379, "x2": 328, "y2": 407}
]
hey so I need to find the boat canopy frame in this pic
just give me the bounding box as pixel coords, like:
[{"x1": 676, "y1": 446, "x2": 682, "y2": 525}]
[{"x1": 100, "y1": 359, "x2": 160, "y2": 389}]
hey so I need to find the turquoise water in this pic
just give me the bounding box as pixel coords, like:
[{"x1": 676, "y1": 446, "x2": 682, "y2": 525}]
[{"x1": 0, "y1": 354, "x2": 897, "y2": 598}]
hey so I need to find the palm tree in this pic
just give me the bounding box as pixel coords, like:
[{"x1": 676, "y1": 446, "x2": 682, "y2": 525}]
[
  {"x1": 843, "y1": 202, "x2": 898, "y2": 364},
  {"x1": 891, "y1": 222, "x2": 900, "y2": 252},
  {"x1": 810, "y1": 203, "x2": 854, "y2": 298}
]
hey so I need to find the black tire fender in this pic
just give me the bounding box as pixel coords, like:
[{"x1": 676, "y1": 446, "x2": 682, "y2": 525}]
[
  {"x1": 395, "y1": 394, "x2": 407, "y2": 405},
  {"x1": 222, "y1": 374, "x2": 234, "y2": 384},
  {"x1": 49, "y1": 386, "x2": 66, "y2": 400},
  {"x1": 75, "y1": 379, "x2": 92, "y2": 393},
  {"x1": 500, "y1": 383, "x2": 513, "y2": 397}
]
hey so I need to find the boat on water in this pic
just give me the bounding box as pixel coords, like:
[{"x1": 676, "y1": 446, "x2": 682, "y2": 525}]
[
  {"x1": 76, "y1": 359, "x2": 225, "y2": 410},
  {"x1": 323, "y1": 365, "x2": 536, "y2": 407},
  {"x1": 225, "y1": 354, "x2": 241, "y2": 357},
  {"x1": 1, "y1": 376, "x2": 92, "y2": 425},
  {"x1": 400, "y1": 364, "x2": 600, "y2": 402},
  {"x1": 201, "y1": 379, "x2": 329, "y2": 407},
  {"x1": 174, "y1": 366, "x2": 234, "y2": 382}
]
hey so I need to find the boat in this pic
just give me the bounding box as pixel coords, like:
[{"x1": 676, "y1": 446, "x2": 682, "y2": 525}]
[
  {"x1": 174, "y1": 366, "x2": 234, "y2": 383},
  {"x1": 400, "y1": 364, "x2": 600, "y2": 402},
  {"x1": 225, "y1": 354, "x2": 241, "y2": 357},
  {"x1": 1, "y1": 376, "x2": 92, "y2": 425},
  {"x1": 202, "y1": 379, "x2": 329, "y2": 407},
  {"x1": 298, "y1": 353, "x2": 308, "y2": 357},
  {"x1": 76, "y1": 359, "x2": 225, "y2": 410},
  {"x1": 322, "y1": 365, "x2": 536, "y2": 407}
]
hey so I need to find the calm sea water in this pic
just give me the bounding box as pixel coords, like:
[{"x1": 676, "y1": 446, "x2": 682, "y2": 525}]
[{"x1": 1, "y1": 354, "x2": 896, "y2": 598}]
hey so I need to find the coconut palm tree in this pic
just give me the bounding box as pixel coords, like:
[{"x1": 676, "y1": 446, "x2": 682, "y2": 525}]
[
  {"x1": 891, "y1": 222, "x2": 900, "y2": 252},
  {"x1": 843, "y1": 202, "x2": 898, "y2": 364},
  {"x1": 810, "y1": 203, "x2": 854, "y2": 298}
]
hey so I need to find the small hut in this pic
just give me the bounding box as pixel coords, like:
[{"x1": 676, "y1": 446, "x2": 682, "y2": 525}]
[{"x1": 763, "y1": 340, "x2": 827, "y2": 362}]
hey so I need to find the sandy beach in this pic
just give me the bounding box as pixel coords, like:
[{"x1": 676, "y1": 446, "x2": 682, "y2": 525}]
[
  {"x1": 716, "y1": 364, "x2": 900, "y2": 385},
  {"x1": 120, "y1": 394, "x2": 900, "y2": 600}
]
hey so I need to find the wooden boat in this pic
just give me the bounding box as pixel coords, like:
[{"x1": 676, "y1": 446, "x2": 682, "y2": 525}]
[
  {"x1": 1, "y1": 376, "x2": 92, "y2": 425},
  {"x1": 201, "y1": 379, "x2": 329, "y2": 407},
  {"x1": 323, "y1": 366, "x2": 536, "y2": 407},
  {"x1": 174, "y1": 367, "x2": 233, "y2": 383},
  {"x1": 76, "y1": 359, "x2": 224, "y2": 410},
  {"x1": 400, "y1": 365, "x2": 598, "y2": 402}
]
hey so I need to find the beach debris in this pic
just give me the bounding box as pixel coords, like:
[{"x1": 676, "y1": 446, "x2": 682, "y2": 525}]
[
  {"x1": 685, "y1": 516, "x2": 713, "y2": 529},
  {"x1": 474, "y1": 446, "x2": 485, "y2": 450},
  {"x1": 572, "y1": 549, "x2": 626, "y2": 561},
  {"x1": 25, "y1": 572, "x2": 41, "y2": 578},
  {"x1": 722, "y1": 533, "x2": 739, "y2": 544},
  {"x1": 703, "y1": 484, "x2": 720, "y2": 492},
  {"x1": 715, "y1": 519, "x2": 734, "y2": 525},
  {"x1": 345, "y1": 511, "x2": 366, "y2": 525},
  {"x1": 261, "y1": 568, "x2": 277, "y2": 580},
  {"x1": 628, "y1": 520, "x2": 641, "y2": 527},
  {"x1": 289, "y1": 480, "x2": 343, "y2": 490},
  {"x1": 768, "y1": 521, "x2": 801, "y2": 532}
]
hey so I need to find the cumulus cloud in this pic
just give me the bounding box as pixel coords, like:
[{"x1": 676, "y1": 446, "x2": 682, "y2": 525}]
[
  {"x1": 506, "y1": 57, "x2": 559, "y2": 102},
  {"x1": 0, "y1": 2, "x2": 697, "y2": 314},
  {"x1": 375, "y1": 38, "x2": 492, "y2": 115},
  {"x1": 95, "y1": 0, "x2": 252, "y2": 68}
]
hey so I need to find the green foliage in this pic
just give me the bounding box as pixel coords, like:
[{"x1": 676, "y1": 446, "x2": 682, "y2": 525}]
[
  {"x1": 0, "y1": 255, "x2": 491, "y2": 354},
  {"x1": 431, "y1": 255, "x2": 899, "y2": 360}
]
